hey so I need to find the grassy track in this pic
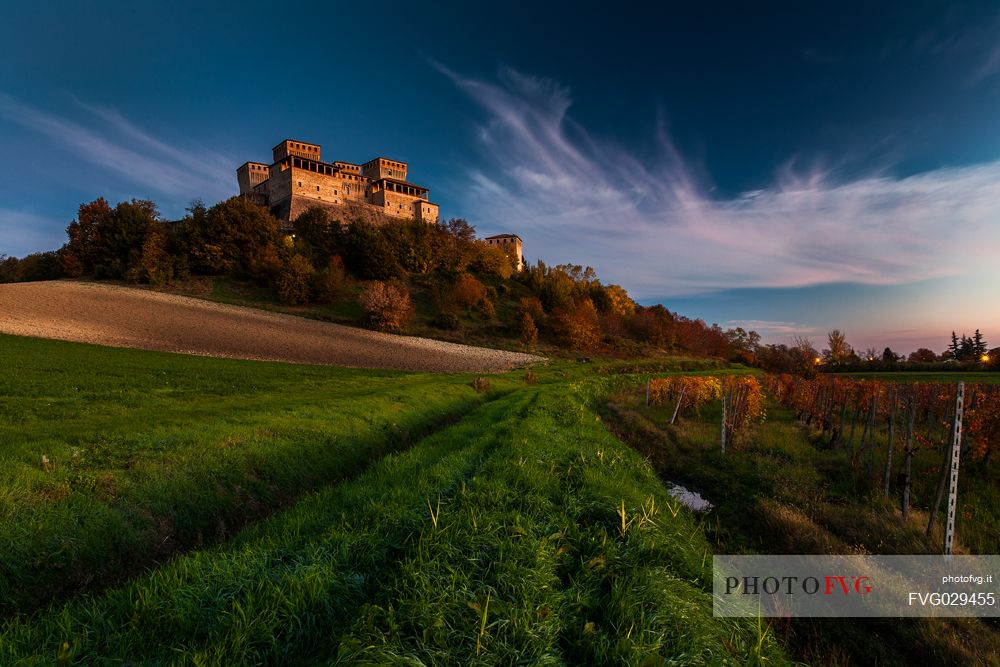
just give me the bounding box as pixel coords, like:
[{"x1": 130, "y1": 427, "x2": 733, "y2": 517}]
[
  {"x1": 334, "y1": 380, "x2": 783, "y2": 665},
  {"x1": 1, "y1": 389, "x2": 534, "y2": 665},
  {"x1": 1, "y1": 370, "x2": 788, "y2": 665},
  {"x1": 0, "y1": 333, "x2": 520, "y2": 616}
]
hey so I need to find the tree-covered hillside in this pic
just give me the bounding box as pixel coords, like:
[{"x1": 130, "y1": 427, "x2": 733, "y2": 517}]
[{"x1": 1, "y1": 196, "x2": 760, "y2": 360}]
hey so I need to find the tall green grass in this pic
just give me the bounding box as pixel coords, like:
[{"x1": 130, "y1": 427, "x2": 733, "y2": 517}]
[
  {"x1": 335, "y1": 380, "x2": 787, "y2": 665},
  {"x1": 0, "y1": 390, "x2": 531, "y2": 663},
  {"x1": 0, "y1": 334, "x2": 516, "y2": 616},
  {"x1": 1, "y1": 378, "x2": 789, "y2": 665}
]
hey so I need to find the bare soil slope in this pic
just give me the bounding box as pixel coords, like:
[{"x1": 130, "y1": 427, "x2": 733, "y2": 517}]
[{"x1": 0, "y1": 281, "x2": 544, "y2": 372}]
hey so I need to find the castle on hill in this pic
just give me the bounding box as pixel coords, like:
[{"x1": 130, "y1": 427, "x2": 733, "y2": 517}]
[
  {"x1": 237, "y1": 138, "x2": 524, "y2": 271},
  {"x1": 237, "y1": 139, "x2": 439, "y2": 224}
]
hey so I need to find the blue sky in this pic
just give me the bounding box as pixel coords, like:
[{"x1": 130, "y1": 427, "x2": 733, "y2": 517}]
[{"x1": 2, "y1": 1, "x2": 999, "y2": 353}]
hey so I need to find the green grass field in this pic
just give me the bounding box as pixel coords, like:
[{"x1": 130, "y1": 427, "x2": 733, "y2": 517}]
[
  {"x1": 0, "y1": 334, "x2": 786, "y2": 664},
  {"x1": 6, "y1": 330, "x2": 998, "y2": 665},
  {"x1": 0, "y1": 333, "x2": 531, "y2": 616}
]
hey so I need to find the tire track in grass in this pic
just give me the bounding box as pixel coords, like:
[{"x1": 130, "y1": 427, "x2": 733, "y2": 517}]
[
  {"x1": 0, "y1": 389, "x2": 539, "y2": 666},
  {"x1": 331, "y1": 387, "x2": 570, "y2": 666},
  {"x1": 0, "y1": 371, "x2": 503, "y2": 619},
  {"x1": 332, "y1": 381, "x2": 790, "y2": 666}
]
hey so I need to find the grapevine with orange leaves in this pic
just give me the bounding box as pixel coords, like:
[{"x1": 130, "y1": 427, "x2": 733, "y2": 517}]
[
  {"x1": 648, "y1": 375, "x2": 766, "y2": 449},
  {"x1": 762, "y1": 373, "x2": 998, "y2": 536}
]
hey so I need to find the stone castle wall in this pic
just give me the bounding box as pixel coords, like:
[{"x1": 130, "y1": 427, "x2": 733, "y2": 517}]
[
  {"x1": 268, "y1": 166, "x2": 438, "y2": 225},
  {"x1": 239, "y1": 139, "x2": 439, "y2": 226},
  {"x1": 273, "y1": 196, "x2": 401, "y2": 227}
]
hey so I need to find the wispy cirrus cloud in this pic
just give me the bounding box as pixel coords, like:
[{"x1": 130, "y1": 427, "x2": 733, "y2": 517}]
[
  {"x1": 0, "y1": 93, "x2": 233, "y2": 202},
  {"x1": 439, "y1": 65, "x2": 1000, "y2": 300}
]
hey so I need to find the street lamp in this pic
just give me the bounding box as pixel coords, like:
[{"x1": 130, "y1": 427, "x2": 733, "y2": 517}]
[{"x1": 982, "y1": 354, "x2": 991, "y2": 363}]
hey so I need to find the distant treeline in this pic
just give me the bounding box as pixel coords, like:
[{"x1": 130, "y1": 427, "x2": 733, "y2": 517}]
[
  {"x1": 0, "y1": 196, "x2": 764, "y2": 360},
  {"x1": 816, "y1": 328, "x2": 997, "y2": 374}
]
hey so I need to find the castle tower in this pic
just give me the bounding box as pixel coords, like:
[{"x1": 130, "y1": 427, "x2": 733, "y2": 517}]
[
  {"x1": 361, "y1": 157, "x2": 407, "y2": 181},
  {"x1": 484, "y1": 234, "x2": 524, "y2": 272},
  {"x1": 236, "y1": 161, "x2": 269, "y2": 195},
  {"x1": 272, "y1": 139, "x2": 321, "y2": 163}
]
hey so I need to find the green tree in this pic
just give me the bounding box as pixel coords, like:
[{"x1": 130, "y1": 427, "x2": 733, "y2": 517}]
[
  {"x1": 292, "y1": 207, "x2": 339, "y2": 267},
  {"x1": 949, "y1": 331, "x2": 960, "y2": 359},
  {"x1": 98, "y1": 199, "x2": 159, "y2": 278},
  {"x1": 0, "y1": 252, "x2": 63, "y2": 282},
  {"x1": 442, "y1": 217, "x2": 476, "y2": 244},
  {"x1": 58, "y1": 198, "x2": 157, "y2": 279},
  {"x1": 973, "y1": 329, "x2": 988, "y2": 357},
  {"x1": 185, "y1": 197, "x2": 281, "y2": 280},
  {"x1": 960, "y1": 335, "x2": 975, "y2": 360},
  {"x1": 725, "y1": 327, "x2": 761, "y2": 355},
  {"x1": 382, "y1": 221, "x2": 449, "y2": 274},
  {"x1": 342, "y1": 220, "x2": 403, "y2": 280}
]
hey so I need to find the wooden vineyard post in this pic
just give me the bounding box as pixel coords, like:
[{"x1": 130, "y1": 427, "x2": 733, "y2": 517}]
[
  {"x1": 645, "y1": 379, "x2": 650, "y2": 407},
  {"x1": 944, "y1": 382, "x2": 965, "y2": 556},
  {"x1": 670, "y1": 385, "x2": 686, "y2": 425}
]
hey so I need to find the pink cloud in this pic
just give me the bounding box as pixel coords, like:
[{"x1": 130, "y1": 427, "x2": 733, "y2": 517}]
[{"x1": 440, "y1": 66, "x2": 1000, "y2": 300}]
